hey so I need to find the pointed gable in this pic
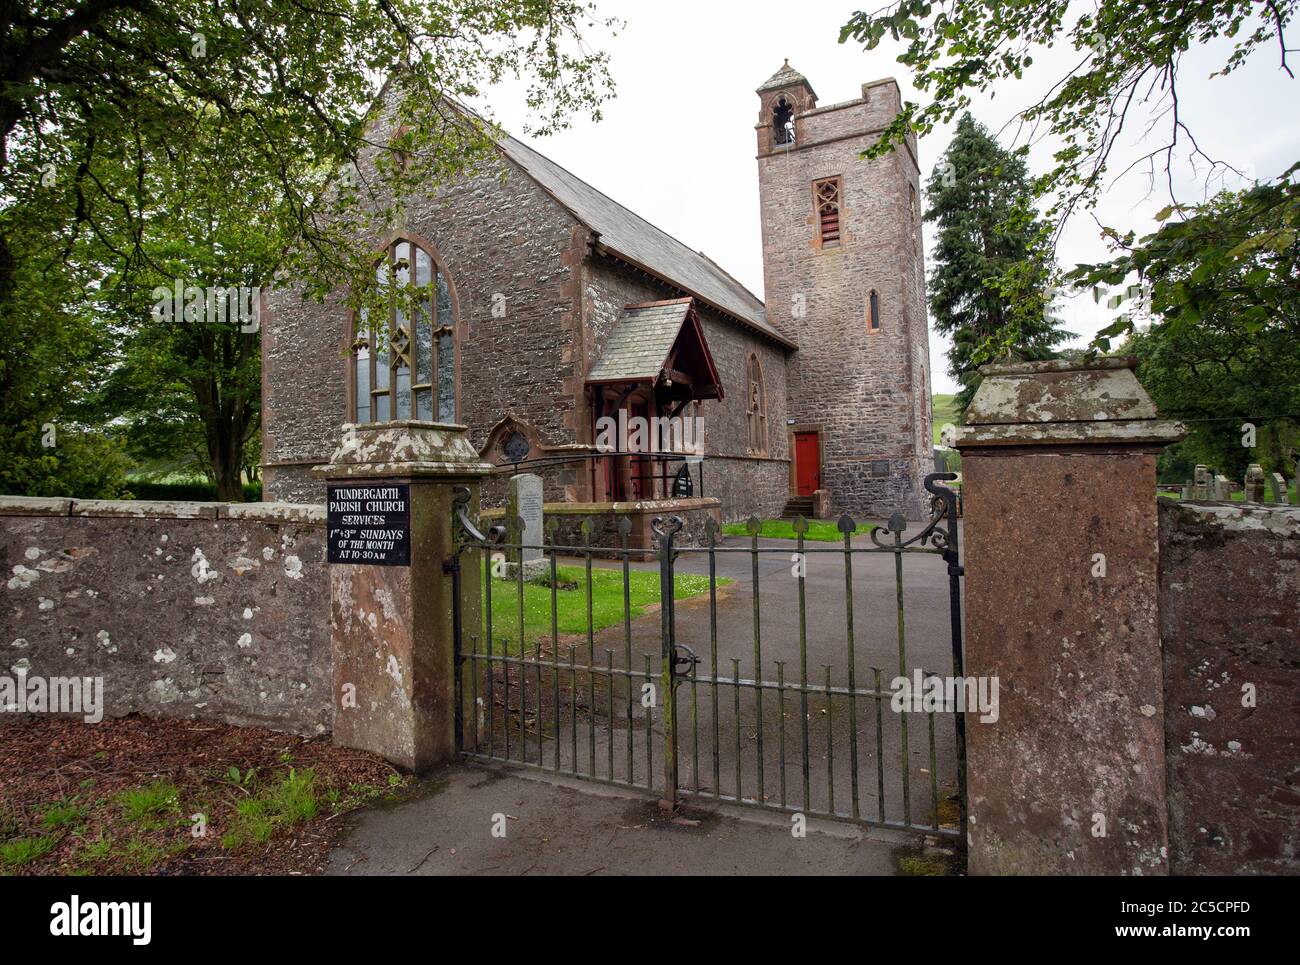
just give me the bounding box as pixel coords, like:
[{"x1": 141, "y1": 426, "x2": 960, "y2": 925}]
[{"x1": 587, "y1": 298, "x2": 723, "y2": 400}]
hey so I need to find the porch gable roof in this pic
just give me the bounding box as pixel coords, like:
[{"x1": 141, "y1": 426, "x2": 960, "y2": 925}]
[{"x1": 586, "y1": 298, "x2": 723, "y2": 400}]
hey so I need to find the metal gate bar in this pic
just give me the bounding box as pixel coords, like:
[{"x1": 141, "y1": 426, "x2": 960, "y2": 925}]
[{"x1": 451, "y1": 474, "x2": 965, "y2": 842}]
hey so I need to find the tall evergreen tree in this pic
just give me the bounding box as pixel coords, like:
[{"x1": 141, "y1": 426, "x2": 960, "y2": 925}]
[{"x1": 924, "y1": 113, "x2": 1071, "y2": 413}]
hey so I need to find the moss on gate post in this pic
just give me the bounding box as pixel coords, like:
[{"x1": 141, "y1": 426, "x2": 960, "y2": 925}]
[
  {"x1": 318, "y1": 422, "x2": 492, "y2": 772},
  {"x1": 953, "y1": 359, "x2": 1185, "y2": 875}
]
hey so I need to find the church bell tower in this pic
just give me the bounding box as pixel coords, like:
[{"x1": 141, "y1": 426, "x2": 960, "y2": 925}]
[{"x1": 755, "y1": 61, "x2": 932, "y2": 518}]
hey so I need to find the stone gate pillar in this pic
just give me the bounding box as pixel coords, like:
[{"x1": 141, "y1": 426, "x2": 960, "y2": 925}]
[
  {"x1": 953, "y1": 359, "x2": 1185, "y2": 875},
  {"x1": 319, "y1": 423, "x2": 493, "y2": 772}
]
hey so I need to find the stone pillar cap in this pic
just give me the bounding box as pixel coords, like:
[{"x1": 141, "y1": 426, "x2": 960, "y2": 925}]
[
  {"x1": 314, "y1": 422, "x2": 495, "y2": 479},
  {"x1": 953, "y1": 357, "x2": 1186, "y2": 449}
]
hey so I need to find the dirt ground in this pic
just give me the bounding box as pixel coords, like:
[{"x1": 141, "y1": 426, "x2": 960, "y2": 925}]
[{"x1": 0, "y1": 714, "x2": 405, "y2": 875}]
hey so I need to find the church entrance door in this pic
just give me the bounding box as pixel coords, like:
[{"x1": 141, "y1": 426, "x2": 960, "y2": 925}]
[{"x1": 794, "y1": 431, "x2": 820, "y2": 495}]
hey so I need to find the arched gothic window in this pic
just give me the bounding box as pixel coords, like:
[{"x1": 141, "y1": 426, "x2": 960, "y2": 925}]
[
  {"x1": 773, "y1": 96, "x2": 795, "y2": 146},
  {"x1": 815, "y1": 177, "x2": 842, "y2": 246},
  {"x1": 746, "y1": 353, "x2": 768, "y2": 455},
  {"x1": 352, "y1": 238, "x2": 456, "y2": 423}
]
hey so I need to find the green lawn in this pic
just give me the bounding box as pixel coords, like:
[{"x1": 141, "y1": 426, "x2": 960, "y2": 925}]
[
  {"x1": 483, "y1": 565, "x2": 729, "y2": 653},
  {"x1": 931, "y1": 393, "x2": 959, "y2": 446},
  {"x1": 720, "y1": 519, "x2": 875, "y2": 541}
]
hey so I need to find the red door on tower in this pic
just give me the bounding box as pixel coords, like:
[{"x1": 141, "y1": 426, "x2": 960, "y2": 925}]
[{"x1": 794, "y1": 431, "x2": 820, "y2": 496}]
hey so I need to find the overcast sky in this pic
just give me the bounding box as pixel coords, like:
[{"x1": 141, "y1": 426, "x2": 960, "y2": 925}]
[{"x1": 482, "y1": 0, "x2": 1300, "y2": 394}]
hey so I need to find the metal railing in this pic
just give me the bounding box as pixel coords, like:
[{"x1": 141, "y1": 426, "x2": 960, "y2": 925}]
[{"x1": 449, "y1": 474, "x2": 966, "y2": 843}]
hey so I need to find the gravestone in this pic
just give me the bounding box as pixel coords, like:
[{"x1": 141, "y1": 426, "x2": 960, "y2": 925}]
[
  {"x1": 1181, "y1": 480, "x2": 1192, "y2": 500},
  {"x1": 1243, "y1": 464, "x2": 1266, "y2": 503},
  {"x1": 1214, "y1": 475, "x2": 1232, "y2": 501},
  {"x1": 933, "y1": 447, "x2": 949, "y2": 473},
  {"x1": 505, "y1": 473, "x2": 546, "y2": 580},
  {"x1": 1268, "y1": 472, "x2": 1287, "y2": 504},
  {"x1": 1193, "y1": 465, "x2": 1210, "y2": 500}
]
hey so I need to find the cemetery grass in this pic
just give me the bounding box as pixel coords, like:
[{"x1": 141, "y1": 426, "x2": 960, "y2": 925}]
[
  {"x1": 484, "y1": 565, "x2": 731, "y2": 654},
  {"x1": 720, "y1": 519, "x2": 875, "y2": 541},
  {"x1": 931, "y1": 393, "x2": 959, "y2": 445},
  {"x1": 0, "y1": 715, "x2": 409, "y2": 876}
]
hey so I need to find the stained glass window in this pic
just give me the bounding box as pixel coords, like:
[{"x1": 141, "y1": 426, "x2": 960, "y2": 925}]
[{"x1": 352, "y1": 239, "x2": 455, "y2": 424}]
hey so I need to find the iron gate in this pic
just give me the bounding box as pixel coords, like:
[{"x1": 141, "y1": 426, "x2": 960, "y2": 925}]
[{"x1": 449, "y1": 474, "x2": 966, "y2": 842}]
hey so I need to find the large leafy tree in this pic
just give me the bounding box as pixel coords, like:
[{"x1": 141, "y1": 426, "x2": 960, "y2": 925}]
[
  {"x1": 0, "y1": 0, "x2": 614, "y2": 499},
  {"x1": 926, "y1": 113, "x2": 1070, "y2": 413},
  {"x1": 842, "y1": 1, "x2": 1295, "y2": 224},
  {"x1": 840, "y1": 1, "x2": 1298, "y2": 359},
  {"x1": 1074, "y1": 179, "x2": 1300, "y2": 479}
]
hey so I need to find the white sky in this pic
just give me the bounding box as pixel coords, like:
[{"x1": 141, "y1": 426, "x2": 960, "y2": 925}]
[{"x1": 483, "y1": 0, "x2": 1300, "y2": 394}]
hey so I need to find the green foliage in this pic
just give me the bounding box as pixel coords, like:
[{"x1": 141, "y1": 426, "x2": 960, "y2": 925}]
[
  {"x1": 0, "y1": 249, "x2": 132, "y2": 498},
  {"x1": 221, "y1": 768, "x2": 320, "y2": 849},
  {"x1": 124, "y1": 479, "x2": 262, "y2": 502},
  {"x1": 719, "y1": 519, "x2": 875, "y2": 541},
  {"x1": 222, "y1": 766, "x2": 261, "y2": 789},
  {"x1": 924, "y1": 114, "x2": 1071, "y2": 408},
  {"x1": 116, "y1": 782, "x2": 181, "y2": 828},
  {"x1": 1125, "y1": 318, "x2": 1299, "y2": 481},
  {"x1": 117, "y1": 837, "x2": 182, "y2": 873},
  {"x1": 485, "y1": 565, "x2": 729, "y2": 654},
  {"x1": 1, "y1": 1, "x2": 615, "y2": 498},
  {"x1": 0, "y1": 835, "x2": 59, "y2": 867},
  {"x1": 76, "y1": 834, "x2": 114, "y2": 864},
  {"x1": 841, "y1": 1, "x2": 1297, "y2": 224},
  {"x1": 38, "y1": 799, "x2": 90, "y2": 831},
  {"x1": 1069, "y1": 174, "x2": 1299, "y2": 479},
  {"x1": 897, "y1": 848, "x2": 957, "y2": 876},
  {"x1": 1070, "y1": 174, "x2": 1300, "y2": 350},
  {"x1": 841, "y1": 1, "x2": 1298, "y2": 374}
]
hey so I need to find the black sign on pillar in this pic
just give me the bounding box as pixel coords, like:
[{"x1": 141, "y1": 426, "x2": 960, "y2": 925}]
[{"x1": 327, "y1": 483, "x2": 411, "y2": 565}]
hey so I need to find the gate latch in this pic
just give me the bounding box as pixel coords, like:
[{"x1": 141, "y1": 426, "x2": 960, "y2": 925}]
[{"x1": 671, "y1": 644, "x2": 700, "y2": 680}]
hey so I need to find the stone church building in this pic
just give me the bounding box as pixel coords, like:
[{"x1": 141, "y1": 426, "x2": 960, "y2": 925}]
[{"x1": 262, "y1": 62, "x2": 932, "y2": 527}]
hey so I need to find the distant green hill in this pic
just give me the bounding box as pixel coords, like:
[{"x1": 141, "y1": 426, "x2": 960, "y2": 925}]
[{"x1": 931, "y1": 393, "x2": 959, "y2": 446}]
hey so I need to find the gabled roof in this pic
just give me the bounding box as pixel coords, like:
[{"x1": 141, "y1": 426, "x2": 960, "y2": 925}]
[
  {"x1": 587, "y1": 298, "x2": 723, "y2": 399},
  {"x1": 495, "y1": 134, "x2": 792, "y2": 349}
]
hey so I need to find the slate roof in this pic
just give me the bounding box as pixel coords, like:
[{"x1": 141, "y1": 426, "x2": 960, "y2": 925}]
[
  {"x1": 495, "y1": 134, "x2": 792, "y2": 348},
  {"x1": 587, "y1": 300, "x2": 694, "y2": 383},
  {"x1": 756, "y1": 59, "x2": 816, "y2": 98}
]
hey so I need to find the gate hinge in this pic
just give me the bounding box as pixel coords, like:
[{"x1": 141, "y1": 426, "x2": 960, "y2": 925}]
[{"x1": 442, "y1": 555, "x2": 460, "y2": 575}]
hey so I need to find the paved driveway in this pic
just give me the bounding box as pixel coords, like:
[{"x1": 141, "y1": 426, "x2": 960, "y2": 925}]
[{"x1": 322, "y1": 762, "x2": 938, "y2": 876}]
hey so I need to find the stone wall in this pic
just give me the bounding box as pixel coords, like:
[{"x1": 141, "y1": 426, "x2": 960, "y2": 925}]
[
  {"x1": 1, "y1": 497, "x2": 331, "y2": 735},
  {"x1": 1158, "y1": 500, "x2": 1300, "y2": 874}
]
